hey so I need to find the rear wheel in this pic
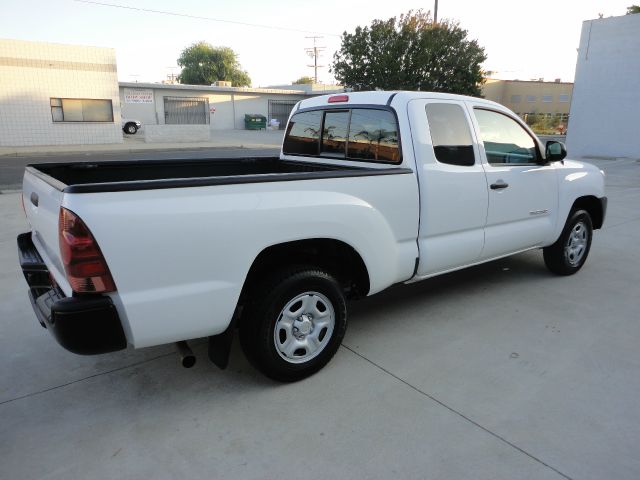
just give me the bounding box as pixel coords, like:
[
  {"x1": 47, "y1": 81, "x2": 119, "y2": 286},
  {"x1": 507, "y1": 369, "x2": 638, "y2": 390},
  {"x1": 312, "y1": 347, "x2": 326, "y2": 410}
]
[
  {"x1": 543, "y1": 209, "x2": 593, "y2": 275},
  {"x1": 240, "y1": 266, "x2": 347, "y2": 382}
]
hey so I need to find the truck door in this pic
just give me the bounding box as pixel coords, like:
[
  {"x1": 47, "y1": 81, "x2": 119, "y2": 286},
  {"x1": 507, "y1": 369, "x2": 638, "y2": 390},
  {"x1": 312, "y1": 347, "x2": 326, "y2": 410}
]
[
  {"x1": 467, "y1": 105, "x2": 559, "y2": 259},
  {"x1": 408, "y1": 99, "x2": 489, "y2": 276}
]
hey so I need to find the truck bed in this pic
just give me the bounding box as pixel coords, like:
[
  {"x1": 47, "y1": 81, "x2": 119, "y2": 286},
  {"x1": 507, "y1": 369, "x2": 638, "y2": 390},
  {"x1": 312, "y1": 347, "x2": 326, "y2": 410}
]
[{"x1": 27, "y1": 157, "x2": 410, "y2": 193}]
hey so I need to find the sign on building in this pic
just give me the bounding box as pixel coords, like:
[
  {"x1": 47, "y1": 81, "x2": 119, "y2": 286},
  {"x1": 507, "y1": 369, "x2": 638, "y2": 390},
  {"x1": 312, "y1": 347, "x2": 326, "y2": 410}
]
[{"x1": 124, "y1": 89, "x2": 154, "y2": 104}]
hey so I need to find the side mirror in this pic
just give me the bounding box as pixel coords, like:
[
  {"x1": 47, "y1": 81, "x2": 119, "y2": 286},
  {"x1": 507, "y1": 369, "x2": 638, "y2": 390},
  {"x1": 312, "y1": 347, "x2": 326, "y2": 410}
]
[{"x1": 546, "y1": 140, "x2": 567, "y2": 161}]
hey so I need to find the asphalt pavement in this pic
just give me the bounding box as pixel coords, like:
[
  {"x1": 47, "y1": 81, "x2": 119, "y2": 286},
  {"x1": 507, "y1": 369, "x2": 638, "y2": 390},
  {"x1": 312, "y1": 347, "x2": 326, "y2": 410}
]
[{"x1": 1, "y1": 156, "x2": 639, "y2": 479}]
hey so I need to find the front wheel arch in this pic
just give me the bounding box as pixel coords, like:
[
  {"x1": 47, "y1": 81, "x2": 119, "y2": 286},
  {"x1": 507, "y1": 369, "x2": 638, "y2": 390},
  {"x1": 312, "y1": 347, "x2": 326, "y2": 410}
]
[{"x1": 570, "y1": 195, "x2": 604, "y2": 230}]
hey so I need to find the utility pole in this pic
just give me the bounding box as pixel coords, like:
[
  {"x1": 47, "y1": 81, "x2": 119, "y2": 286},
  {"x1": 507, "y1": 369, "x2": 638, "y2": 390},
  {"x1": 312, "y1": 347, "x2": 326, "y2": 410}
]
[
  {"x1": 434, "y1": 0, "x2": 439, "y2": 24},
  {"x1": 305, "y1": 36, "x2": 325, "y2": 83}
]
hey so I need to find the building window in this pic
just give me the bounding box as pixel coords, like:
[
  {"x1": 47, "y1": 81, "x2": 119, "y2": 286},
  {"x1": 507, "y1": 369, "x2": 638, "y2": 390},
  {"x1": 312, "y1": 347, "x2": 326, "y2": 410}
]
[
  {"x1": 425, "y1": 103, "x2": 475, "y2": 166},
  {"x1": 526, "y1": 95, "x2": 536, "y2": 103},
  {"x1": 542, "y1": 95, "x2": 553, "y2": 103},
  {"x1": 50, "y1": 98, "x2": 113, "y2": 122},
  {"x1": 510, "y1": 95, "x2": 522, "y2": 103},
  {"x1": 558, "y1": 94, "x2": 570, "y2": 103}
]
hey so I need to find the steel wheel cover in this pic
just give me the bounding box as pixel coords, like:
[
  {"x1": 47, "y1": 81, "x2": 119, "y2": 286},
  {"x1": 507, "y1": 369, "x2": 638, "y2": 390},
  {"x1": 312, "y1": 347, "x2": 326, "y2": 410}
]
[
  {"x1": 565, "y1": 221, "x2": 588, "y2": 266},
  {"x1": 273, "y1": 291, "x2": 335, "y2": 364}
]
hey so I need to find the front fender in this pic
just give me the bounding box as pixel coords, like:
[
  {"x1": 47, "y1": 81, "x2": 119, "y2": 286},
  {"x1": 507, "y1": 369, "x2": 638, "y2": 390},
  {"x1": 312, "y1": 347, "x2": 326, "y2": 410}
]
[{"x1": 552, "y1": 159, "x2": 606, "y2": 241}]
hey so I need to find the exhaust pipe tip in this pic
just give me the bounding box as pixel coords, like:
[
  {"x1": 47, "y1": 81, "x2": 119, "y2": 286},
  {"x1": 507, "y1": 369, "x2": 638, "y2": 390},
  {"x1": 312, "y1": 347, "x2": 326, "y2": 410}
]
[{"x1": 175, "y1": 341, "x2": 196, "y2": 368}]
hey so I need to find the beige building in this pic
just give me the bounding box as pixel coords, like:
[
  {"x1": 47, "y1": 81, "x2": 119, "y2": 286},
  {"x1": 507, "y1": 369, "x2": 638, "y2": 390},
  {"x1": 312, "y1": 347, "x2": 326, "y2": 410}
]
[{"x1": 482, "y1": 79, "x2": 573, "y2": 130}]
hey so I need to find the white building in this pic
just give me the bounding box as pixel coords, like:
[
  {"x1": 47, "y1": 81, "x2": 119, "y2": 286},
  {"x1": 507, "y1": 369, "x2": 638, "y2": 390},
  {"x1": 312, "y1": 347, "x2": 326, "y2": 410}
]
[
  {"x1": 0, "y1": 38, "x2": 344, "y2": 147},
  {"x1": 119, "y1": 83, "x2": 317, "y2": 132},
  {"x1": 566, "y1": 14, "x2": 640, "y2": 159},
  {"x1": 0, "y1": 39, "x2": 122, "y2": 147}
]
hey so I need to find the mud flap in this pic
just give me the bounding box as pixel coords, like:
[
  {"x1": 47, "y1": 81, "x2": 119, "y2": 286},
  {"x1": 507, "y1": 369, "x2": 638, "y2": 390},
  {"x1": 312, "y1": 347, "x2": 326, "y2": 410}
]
[{"x1": 207, "y1": 319, "x2": 236, "y2": 369}]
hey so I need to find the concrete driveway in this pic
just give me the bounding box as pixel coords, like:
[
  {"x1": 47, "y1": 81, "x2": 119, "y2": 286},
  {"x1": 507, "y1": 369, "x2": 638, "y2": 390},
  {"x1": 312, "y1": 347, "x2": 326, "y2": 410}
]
[{"x1": 1, "y1": 158, "x2": 639, "y2": 480}]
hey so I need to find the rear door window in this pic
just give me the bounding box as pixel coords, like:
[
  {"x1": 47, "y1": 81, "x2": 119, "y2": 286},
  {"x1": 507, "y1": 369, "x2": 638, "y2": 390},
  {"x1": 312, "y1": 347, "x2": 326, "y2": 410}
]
[
  {"x1": 282, "y1": 110, "x2": 322, "y2": 156},
  {"x1": 425, "y1": 103, "x2": 475, "y2": 166}
]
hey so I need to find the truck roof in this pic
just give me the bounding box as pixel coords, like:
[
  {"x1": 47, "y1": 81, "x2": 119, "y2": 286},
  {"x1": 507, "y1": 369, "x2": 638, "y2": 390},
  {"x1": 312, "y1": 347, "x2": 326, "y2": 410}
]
[{"x1": 297, "y1": 90, "x2": 504, "y2": 111}]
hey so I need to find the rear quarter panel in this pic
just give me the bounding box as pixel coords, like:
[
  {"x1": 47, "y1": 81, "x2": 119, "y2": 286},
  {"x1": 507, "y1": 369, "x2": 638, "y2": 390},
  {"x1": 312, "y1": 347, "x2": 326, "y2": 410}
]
[{"x1": 64, "y1": 173, "x2": 419, "y2": 348}]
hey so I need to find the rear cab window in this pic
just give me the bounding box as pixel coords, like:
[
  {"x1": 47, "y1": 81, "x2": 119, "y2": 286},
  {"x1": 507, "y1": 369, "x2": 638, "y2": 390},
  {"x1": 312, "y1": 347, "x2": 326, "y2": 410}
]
[{"x1": 283, "y1": 107, "x2": 401, "y2": 164}]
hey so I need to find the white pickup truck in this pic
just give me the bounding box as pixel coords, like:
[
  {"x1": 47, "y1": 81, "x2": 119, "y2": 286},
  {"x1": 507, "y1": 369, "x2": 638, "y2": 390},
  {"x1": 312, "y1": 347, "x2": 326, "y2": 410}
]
[{"x1": 18, "y1": 91, "x2": 606, "y2": 381}]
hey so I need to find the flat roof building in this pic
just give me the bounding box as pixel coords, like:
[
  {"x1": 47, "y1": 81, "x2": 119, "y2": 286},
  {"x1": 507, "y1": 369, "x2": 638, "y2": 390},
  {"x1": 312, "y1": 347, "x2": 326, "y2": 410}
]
[
  {"x1": 118, "y1": 82, "x2": 333, "y2": 132},
  {"x1": 0, "y1": 38, "x2": 344, "y2": 147},
  {"x1": 482, "y1": 79, "x2": 573, "y2": 129}
]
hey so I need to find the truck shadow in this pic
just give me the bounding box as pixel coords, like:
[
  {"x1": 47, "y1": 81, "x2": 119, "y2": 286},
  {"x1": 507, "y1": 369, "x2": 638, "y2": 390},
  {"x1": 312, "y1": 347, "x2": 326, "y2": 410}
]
[
  {"x1": 127, "y1": 251, "x2": 552, "y2": 391},
  {"x1": 347, "y1": 250, "x2": 550, "y2": 327}
]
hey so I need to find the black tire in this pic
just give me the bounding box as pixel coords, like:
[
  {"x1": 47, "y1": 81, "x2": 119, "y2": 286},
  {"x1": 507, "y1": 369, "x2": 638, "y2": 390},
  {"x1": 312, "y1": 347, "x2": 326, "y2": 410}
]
[
  {"x1": 543, "y1": 209, "x2": 593, "y2": 275},
  {"x1": 239, "y1": 266, "x2": 347, "y2": 382},
  {"x1": 124, "y1": 123, "x2": 137, "y2": 134}
]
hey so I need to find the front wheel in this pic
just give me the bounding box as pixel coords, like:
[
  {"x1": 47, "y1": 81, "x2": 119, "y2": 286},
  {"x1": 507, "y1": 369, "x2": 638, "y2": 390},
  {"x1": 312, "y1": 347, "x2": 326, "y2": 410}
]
[
  {"x1": 240, "y1": 267, "x2": 347, "y2": 382},
  {"x1": 543, "y1": 209, "x2": 593, "y2": 275}
]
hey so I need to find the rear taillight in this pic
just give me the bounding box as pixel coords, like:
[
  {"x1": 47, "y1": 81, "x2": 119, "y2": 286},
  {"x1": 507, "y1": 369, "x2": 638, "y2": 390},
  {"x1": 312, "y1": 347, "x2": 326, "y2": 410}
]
[{"x1": 58, "y1": 208, "x2": 116, "y2": 294}]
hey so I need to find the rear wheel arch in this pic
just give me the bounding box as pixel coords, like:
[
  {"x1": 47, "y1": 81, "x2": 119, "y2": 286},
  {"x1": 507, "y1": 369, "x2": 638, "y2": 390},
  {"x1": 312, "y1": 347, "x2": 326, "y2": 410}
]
[{"x1": 240, "y1": 238, "x2": 370, "y2": 304}]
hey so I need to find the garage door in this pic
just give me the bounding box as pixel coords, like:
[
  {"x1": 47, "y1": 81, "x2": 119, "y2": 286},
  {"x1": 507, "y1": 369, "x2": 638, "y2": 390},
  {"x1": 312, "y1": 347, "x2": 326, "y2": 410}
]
[
  {"x1": 268, "y1": 100, "x2": 297, "y2": 129},
  {"x1": 164, "y1": 97, "x2": 209, "y2": 124}
]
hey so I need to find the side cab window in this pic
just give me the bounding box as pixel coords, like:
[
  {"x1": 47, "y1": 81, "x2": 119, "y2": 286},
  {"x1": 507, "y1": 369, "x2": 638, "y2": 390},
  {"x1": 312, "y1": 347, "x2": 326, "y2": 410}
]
[{"x1": 473, "y1": 109, "x2": 541, "y2": 165}]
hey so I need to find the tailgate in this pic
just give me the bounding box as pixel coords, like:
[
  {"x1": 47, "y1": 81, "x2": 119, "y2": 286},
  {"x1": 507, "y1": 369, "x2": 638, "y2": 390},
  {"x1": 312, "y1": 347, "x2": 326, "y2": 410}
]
[{"x1": 22, "y1": 169, "x2": 70, "y2": 294}]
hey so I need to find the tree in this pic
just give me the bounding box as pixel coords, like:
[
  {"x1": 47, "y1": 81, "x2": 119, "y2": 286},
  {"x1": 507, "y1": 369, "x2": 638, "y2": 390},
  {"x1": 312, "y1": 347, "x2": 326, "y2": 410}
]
[
  {"x1": 627, "y1": 5, "x2": 640, "y2": 14},
  {"x1": 332, "y1": 10, "x2": 487, "y2": 96},
  {"x1": 292, "y1": 76, "x2": 315, "y2": 84},
  {"x1": 177, "y1": 42, "x2": 251, "y2": 87}
]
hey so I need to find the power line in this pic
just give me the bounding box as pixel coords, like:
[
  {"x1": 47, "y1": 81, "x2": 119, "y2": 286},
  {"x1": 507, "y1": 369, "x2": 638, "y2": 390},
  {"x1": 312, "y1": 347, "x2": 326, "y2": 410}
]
[{"x1": 73, "y1": 0, "x2": 341, "y2": 37}]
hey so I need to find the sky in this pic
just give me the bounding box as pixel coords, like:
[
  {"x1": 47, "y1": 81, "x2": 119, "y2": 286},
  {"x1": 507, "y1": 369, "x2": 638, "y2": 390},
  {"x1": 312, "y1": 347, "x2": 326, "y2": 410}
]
[{"x1": 0, "y1": 0, "x2": 634, "y2": 86}]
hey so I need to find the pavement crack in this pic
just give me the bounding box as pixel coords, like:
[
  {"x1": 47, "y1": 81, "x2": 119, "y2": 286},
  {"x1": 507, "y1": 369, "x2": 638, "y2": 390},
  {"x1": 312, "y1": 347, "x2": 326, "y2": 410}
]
[
  {"x1": 0, "y1": 352, "x2": 175, "y2": 407},
  {"x1": 341, "y1": 344, "x2": 574, "y2": 480}
]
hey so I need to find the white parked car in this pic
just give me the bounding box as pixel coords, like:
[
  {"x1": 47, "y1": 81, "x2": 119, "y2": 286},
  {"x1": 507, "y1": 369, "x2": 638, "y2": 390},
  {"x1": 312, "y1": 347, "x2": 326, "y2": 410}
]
[
  {"x1": 18, "y1": 91, "x2": 606, "y2": 381},
  {"x1": 122, "y1": 118, "x2": 141, "y2": 134}
]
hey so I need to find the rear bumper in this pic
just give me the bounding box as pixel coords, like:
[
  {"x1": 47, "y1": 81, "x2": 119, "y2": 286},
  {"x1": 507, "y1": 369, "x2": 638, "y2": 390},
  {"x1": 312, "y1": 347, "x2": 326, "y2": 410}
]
[{"x1": 17, "y1": 232, "x2": 127, "y2": 355}]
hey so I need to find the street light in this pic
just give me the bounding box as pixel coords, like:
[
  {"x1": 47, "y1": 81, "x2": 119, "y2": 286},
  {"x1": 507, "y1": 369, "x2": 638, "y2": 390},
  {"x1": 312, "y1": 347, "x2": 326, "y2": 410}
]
[{"x1": 434, "y1": 0, "x2": 438, "y2": 24}]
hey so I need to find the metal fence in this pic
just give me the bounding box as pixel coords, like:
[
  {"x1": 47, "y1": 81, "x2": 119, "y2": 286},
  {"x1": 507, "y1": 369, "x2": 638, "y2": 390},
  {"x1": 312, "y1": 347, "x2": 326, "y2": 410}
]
[{"x1": 164, "y1": 97, "x2": 209, "y2": 125}]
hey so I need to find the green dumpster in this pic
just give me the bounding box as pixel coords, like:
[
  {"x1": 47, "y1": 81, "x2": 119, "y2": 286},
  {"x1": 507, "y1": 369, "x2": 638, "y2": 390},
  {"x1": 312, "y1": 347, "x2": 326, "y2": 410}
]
[{"x1": 244, "y1": 114, "x2": 267, "y2": 130}]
